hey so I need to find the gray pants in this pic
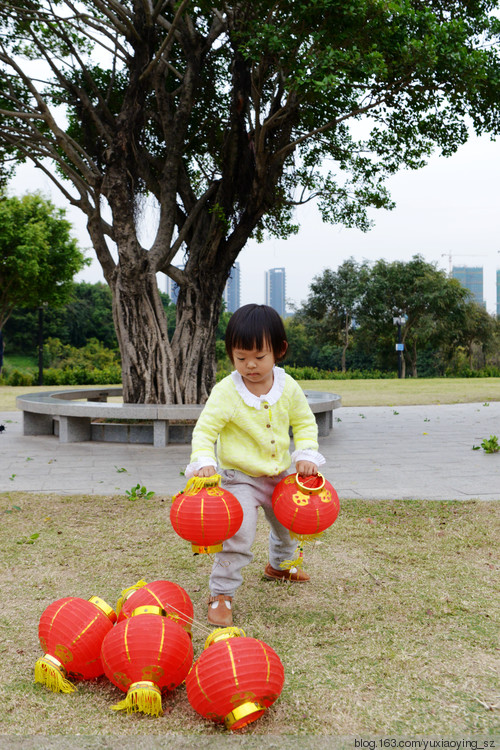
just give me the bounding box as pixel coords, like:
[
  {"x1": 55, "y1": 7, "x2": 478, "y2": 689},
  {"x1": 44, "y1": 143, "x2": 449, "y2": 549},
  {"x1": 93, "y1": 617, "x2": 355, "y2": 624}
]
[{"x1": 209, "y1": 469, "x2": 298, "y2": 597}]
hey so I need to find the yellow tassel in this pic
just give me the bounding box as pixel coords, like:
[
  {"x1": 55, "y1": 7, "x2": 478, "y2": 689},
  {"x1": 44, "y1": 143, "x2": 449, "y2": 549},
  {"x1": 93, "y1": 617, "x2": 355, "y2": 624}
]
[
  {"x1": 34, "y1": 654, "x2": 76, "y2": 694},
  {"x1": 111, "y1": 681, "x2": 162, "y2": 717},
  {"x1": 280, "y1": 539, "x2": 307, "y2": 571},
  {"x1": 116, "y1": 579, "x2": 148, "y2": 617},
  {"x1": 289, "y1": 531, "x2": 323, "y2": 542},
  {"x1": 279, "y1": 556, "x2": 304, "y2": 571},
  {"x1": 183, "y1": 474, "x2": 221, "y2": 493}
]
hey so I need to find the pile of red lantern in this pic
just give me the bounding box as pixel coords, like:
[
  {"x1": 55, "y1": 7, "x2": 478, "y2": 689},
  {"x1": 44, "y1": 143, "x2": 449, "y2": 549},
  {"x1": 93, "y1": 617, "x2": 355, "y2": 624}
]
[{"x1": 33, "y1": 581, "x2": 285, "y2": 730}]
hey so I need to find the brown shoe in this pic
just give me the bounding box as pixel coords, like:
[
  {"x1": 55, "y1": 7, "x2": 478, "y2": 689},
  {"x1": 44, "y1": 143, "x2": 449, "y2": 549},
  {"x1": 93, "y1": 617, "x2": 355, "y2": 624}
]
[
  {"x1": 264, "y1": 563, "x2": 310, "y2": 583},
  {"x1": 207, "y1": 595, "x2": 233, "y2": 627}
]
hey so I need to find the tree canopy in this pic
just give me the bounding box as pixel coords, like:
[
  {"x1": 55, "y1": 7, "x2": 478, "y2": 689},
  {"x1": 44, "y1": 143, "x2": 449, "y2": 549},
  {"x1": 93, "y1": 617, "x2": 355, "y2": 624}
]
[
  {"x1": 301, "y1": 259, "x2": 370, "y2": 372},
  {"x1": 298, "y1": 255, "x2": 474, "y2": 377},
  {"x1": 1, "y1": 1, "x2": 499, "y2": 401},
  {"x1": 0, "y1": 193, "x2": 87, "y2": 328}
]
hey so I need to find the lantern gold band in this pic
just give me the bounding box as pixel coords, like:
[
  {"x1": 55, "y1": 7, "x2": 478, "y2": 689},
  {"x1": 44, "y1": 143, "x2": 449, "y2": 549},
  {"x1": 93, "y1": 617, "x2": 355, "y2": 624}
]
[
  {"x1": 204, "y1": 626, "x2": 246, "y2": 649},
  {"x1": 191, "y1": 543, "x2": 223, "y2": 554},
  {"x1": 131, "y1": 605, "x2": 166, "y2": 617},
  {"x1": 88, "y1": 596, "x2": 117, "y2": 622},
  {"x1": 129, "y1": 680, "x2": 159, "y2": 692},
  {"x1": 225, "y1": 701, "x2": 266, "y2": 729},
  {"x1": 295, "y1": 472, "x2": 325, "y2": 494}
]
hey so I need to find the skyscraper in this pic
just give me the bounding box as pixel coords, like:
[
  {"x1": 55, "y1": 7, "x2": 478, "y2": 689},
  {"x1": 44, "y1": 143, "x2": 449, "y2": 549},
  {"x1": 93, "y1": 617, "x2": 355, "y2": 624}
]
[
  {"x1": 223, "y1": 262, "x2": 241, "y2": 313},
  {"x1": 265, "y1": 267, "x2": 286, "y2": 317},
  {"x1": 452, "y1": 266, "x2": 484, "y2": 307},
  {"x1": 166, "y1": 266, "x2": 183, "y2": 304},
  {"x1": 497, "y1": 269, "x2": 500, "y2": 317}
]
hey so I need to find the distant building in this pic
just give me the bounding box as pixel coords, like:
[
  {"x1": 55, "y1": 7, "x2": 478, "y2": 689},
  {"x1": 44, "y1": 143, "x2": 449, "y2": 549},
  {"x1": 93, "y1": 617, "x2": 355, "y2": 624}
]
[
  {"x1": 452, "y1": 266, "x2": 484, "y2": 307},
  {"x1": 223, "y1": 262, "x2": 241, "y2": 313},
  {"x1": 166, "y1": 266, "x2": 183, "y2": 304},
  {"x1": 265, "y1": 267, "x2": 286, "y2": 317}
]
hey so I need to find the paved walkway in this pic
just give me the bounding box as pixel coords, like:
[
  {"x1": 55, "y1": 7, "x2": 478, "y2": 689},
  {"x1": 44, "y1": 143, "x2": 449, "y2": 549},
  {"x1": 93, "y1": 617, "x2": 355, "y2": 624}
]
[{"x1": 1, "y1": 402, "x2": 499, "y2": 500}]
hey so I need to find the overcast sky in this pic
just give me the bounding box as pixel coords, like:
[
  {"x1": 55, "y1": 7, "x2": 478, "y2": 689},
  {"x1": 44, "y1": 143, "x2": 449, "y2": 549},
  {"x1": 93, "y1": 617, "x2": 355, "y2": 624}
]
[{"x1": 9, "y1": 130, "x2": 500, "y2": 315}]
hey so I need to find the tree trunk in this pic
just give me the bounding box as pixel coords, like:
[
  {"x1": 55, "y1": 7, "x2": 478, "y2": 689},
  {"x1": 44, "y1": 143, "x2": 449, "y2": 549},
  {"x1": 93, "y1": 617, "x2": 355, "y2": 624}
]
[
  {"x1": 171, "y1": 272, "x2": 227, "y2": 404},
  {"x1": 341, "y1": 314, "x2": 350, "y2": 373},
  {"x1": 110, "y1": 269, "x2": 181, "y2": 404}
]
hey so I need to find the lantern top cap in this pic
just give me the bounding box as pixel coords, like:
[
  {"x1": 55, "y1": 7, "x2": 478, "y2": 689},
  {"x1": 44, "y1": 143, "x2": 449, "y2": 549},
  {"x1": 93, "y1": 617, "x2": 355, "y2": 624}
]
[
  {"x1": 131, "y1": 605, "x2": 166, "y2": 617},
  {"x1": 88, "y1": 596, "x2": 117, "y2": 623},
  {"x1": 295, "y1": 472, "x2": 326, "y2": 494},
  {"x1": 204, "y1": 626, "x2": 246, "y2": 649}
]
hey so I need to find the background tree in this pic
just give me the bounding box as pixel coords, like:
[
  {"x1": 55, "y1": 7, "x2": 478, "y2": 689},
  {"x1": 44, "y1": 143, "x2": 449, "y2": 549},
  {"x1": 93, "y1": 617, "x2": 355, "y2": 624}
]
[
  {"x1": 3, "y1": 281, "x2": 118, "y2": 354},
  {"x1": 452, "y1": 301, "x2": 497, "y2": 370},
  {"x1": 300, "y1": 259, "x2": 370, "y2": 372},
  {"x1": 0, "y1": 193, "x2": 87, "y2": 328},
  {"x1": 357, "y1": 256, "x2": 470, "y2": 377},
  {"x1": 1, "y1": 1, "x2": 500, "y2": 402}
]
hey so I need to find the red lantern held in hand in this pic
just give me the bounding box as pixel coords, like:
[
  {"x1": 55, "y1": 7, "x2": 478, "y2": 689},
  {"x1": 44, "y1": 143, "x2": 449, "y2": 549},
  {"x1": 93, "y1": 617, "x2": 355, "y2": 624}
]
[
  {"x1": 35, "y1": 596, "x2": 117, "y2": 693},
  {"x1": 170, "y1": 474, "x2": 244, "y2": 553},
  {"x1": 185, "y1": 627, "x2": 285, "y2": 731},
  {"x1": 272, "y1": 472, "x2": 339, "y2": 541},
  {"x1": 101, "y1": 609, "x2": 193, "y2": 716},
  {"x1": 116, "y1": 579, "x2": 194, "y2": 634}
]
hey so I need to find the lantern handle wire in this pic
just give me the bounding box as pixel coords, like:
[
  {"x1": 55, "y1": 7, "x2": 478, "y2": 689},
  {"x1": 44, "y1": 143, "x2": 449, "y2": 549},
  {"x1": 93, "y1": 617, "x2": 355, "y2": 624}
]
[{"x1": 131, "y1": 598, "x2": 218, "y2": 637}]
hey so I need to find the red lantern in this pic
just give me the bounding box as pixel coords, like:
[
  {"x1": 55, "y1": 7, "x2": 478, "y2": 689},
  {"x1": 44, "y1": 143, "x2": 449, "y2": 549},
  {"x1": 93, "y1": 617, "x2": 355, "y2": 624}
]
[
  {"x1": 170, "y1": 475, "x2": 244, "y2": 553},
  {"x1": 272, "y1": 472, "x2": 339, "y2": 540},
  {"x1": 185, "y1": 628, "x2": 285, "y2": 730},
  {"x1": 101, "y1": 610, "x2": 193, "y2": 716},
  {"x1": 116, "y1": 579, "x2": 194, "y2": 634},
  {"x1": 35, "y1": 596, "x2": 117, "y2": 693}
]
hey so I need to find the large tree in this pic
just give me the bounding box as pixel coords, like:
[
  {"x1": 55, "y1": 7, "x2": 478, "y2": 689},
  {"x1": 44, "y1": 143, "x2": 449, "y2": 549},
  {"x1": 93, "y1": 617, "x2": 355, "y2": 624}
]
[
  {"x1": 0, "y1": 193, "x2": 87, "y2": 328},
  {"x1": 357, "y1": 256, "x2": 470, "y2": 377},
  {"x1": 1, "y1": 1, "x2": 499, "y2": 402}
]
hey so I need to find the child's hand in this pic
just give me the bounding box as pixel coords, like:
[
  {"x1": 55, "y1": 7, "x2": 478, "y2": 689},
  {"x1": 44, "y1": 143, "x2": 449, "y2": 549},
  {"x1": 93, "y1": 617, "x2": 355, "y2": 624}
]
[
  {"x1": 296, "y1": 461, "x2": 318, "y2": 477},
  {"x1": 195, "y1": 466, "x2": 218, "y2": 478}
]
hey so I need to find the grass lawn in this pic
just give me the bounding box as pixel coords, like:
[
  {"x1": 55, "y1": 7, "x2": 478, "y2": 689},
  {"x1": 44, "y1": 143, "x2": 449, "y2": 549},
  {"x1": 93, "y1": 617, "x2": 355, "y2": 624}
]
[
  {"x1": 0, "y1": 492, "x2": 498, "y2": 738},
  {"x1": 1, "y1": 377, "x2": 500, "y2": 411},
  {"x1": 301, "y1": 377, "x2": 500, "y2": 407}
]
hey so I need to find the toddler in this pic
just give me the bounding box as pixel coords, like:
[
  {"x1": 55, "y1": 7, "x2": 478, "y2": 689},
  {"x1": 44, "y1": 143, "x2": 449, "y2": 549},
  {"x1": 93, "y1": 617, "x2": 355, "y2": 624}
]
[{"x1": 184, "y1": 304, "x2": 325, "y2": 626}]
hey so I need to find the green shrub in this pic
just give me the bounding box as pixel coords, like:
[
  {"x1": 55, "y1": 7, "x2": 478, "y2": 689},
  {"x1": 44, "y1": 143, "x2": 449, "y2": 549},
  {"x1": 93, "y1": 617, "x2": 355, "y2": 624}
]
[
  {"x1": 445, "y1": 365, "x2": 500, "y2": 378},
  {"x1": 284, "y1": 365, "x2": 398, "y2": 381},
  {"x1": 5, "y1": 369, "x2": 35, "y2": 386},
  {"x1": 42, "y1": 365, "x2": 121, "y2": 385},
  {"x1": 43, "y1": 337, "x2": 120, "y2": 370}
]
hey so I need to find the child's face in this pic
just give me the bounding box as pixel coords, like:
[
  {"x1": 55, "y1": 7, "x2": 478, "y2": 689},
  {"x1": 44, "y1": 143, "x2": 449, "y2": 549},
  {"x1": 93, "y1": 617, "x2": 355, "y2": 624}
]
[{"x1": 232, "y1": 343, "x2": 276, "y2": 392}]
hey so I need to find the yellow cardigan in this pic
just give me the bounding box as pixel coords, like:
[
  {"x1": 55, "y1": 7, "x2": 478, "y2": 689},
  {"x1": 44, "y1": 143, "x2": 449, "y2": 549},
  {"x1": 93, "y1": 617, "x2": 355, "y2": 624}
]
[{"x1": 188, "y1": 367, "x2": 321, "y2": 477}]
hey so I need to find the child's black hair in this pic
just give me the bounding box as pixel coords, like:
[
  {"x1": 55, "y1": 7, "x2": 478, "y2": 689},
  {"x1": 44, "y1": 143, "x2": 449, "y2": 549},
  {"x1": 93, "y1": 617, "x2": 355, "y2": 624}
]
[{"x1": 225, "y1": 304, "x2": 287, "y2": 363}]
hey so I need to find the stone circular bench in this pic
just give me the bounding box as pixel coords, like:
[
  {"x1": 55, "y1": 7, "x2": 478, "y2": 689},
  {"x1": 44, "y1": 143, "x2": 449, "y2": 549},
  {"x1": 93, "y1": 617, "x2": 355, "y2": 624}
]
[{"x1": 16, "y1": 387, "x2": 341, "y2": 448}]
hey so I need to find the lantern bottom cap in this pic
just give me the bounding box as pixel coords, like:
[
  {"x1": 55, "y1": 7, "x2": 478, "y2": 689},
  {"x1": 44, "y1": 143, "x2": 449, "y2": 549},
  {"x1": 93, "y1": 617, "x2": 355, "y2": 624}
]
[
  {"x1": 225, "y1": 701, "x2": 266, "y2": 730},
  {"x1": 191, "y1": 543, "x2": 223, "y2": 554}
]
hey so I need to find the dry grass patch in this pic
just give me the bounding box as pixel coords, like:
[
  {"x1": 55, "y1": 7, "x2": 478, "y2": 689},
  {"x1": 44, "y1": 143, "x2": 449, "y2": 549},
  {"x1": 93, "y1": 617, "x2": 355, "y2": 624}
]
[{"x1": 0, "y1": 492, "x2": 498, "y2": 738}]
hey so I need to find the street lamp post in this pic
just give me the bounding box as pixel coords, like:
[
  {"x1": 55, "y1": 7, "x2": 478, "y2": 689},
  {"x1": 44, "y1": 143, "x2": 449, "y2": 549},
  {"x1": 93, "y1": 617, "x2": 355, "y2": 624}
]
[{"x1": 393, "y1": 316, "x2": 405, "y2": 379}]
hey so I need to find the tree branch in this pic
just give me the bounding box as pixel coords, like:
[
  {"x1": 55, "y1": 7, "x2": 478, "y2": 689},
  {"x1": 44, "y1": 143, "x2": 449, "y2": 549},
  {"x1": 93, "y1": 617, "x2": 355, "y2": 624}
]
[{"x1": 139, "y1": 0, "x2": 191, "y2": 82}]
